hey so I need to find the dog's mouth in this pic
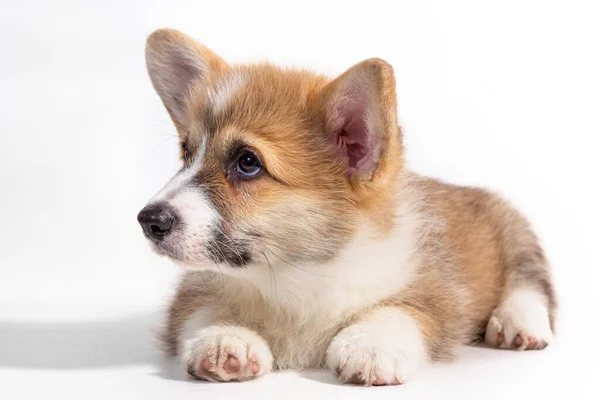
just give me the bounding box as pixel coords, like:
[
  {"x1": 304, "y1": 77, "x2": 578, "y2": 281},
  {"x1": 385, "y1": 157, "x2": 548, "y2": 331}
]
[
  {"x1": 144, "y1": 236, "x2": 172, "y2": 258},
  {"x1": 143, "y1": 229, "x2": 253, "y2": 269},
  {"x1": 204, "y1": 230, "x2": 253, "y2": 268}
]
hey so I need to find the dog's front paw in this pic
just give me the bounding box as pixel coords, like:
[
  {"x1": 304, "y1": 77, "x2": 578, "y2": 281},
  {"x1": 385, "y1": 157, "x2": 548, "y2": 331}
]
[
  {"x1": 183, "y1": 325, "x2": 273, "y2": 382},
  {"x1": 326, "y1": 309, "x2": 428, "y2": 386}
]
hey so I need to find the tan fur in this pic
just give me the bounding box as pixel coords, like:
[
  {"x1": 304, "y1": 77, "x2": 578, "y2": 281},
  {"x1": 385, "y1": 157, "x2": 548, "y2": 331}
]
[
  {"x1": 163, "y1": 175, "x2": 555, "y2": 365},
  {"x1": 142, "y1": 29, "x2": 556, "y2": 381}
]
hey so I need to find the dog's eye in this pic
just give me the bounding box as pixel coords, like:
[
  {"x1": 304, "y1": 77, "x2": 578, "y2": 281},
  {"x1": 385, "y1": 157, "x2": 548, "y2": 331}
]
[{"x1": 235, "y1": 151, "x2": 262, "y2": 178}]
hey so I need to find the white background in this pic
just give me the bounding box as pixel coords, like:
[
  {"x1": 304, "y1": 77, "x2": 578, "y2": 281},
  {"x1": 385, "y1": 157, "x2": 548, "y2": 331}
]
[{"x1": 1, "y1": 0, "x2": 599, "y2": 399}]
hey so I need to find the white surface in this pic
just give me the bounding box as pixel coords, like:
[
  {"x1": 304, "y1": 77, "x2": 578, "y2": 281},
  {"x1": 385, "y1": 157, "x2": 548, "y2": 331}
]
[{"x1": 1, "y1": 0, "x2": 599, "y2": 398}]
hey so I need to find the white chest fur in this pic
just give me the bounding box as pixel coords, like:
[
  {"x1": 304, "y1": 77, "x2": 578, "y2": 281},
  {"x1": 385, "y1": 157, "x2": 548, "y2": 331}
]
[{"x1": 218, "y1": 202, "x2": 424, "y2": 368}]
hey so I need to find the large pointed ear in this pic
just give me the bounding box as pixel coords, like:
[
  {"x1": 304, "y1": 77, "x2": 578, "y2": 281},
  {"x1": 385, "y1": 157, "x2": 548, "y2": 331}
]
[
  {"x1": 320, "y1": 59, "x2": 402, "y2": 184},
  {"x1": 145, "y1": 29, "x2": 228, "y2": 128}
]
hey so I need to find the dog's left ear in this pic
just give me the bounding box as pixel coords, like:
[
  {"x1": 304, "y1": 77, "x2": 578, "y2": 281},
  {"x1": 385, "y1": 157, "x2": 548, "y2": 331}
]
[{"x1": 319, "y1": 59, "x2": 403, "y2": 185}]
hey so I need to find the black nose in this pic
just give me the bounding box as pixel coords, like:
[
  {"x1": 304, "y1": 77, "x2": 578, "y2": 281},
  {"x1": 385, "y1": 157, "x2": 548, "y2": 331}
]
[{"x1": 137, "y1": 203, "x2": 175, "y2": 242}]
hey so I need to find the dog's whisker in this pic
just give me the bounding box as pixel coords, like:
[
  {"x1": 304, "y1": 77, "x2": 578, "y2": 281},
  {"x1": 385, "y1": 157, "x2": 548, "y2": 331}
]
[
  {"x1": 151, "y1": 135, "x2": 178, "y2": 152},
  {"x1": 263, "y1": 252, "x2": 278, "y2": 303}
]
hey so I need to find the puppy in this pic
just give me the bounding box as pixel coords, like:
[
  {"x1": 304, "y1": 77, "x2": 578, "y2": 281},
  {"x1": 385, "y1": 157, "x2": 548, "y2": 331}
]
[{"x1": 138, "y1": 28, "x2": 556, "y2": 385}]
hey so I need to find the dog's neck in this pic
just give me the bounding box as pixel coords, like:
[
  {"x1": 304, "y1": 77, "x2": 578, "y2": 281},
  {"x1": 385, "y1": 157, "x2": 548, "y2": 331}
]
[{"x1": 220, "y1": 180, "x2": 424, "y2": 322}]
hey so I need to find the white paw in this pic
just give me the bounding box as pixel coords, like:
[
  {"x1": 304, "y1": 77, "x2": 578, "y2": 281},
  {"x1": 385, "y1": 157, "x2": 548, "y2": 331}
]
[
  {"x1": 485, "y1": 288, "x2": 553, "y2": 350},
  {"x1": 183, "y1": 325, "x2": 273, "y2": 382},
  {"x1": 326, "y1": 308, "x2": 428, "y2": 386}
]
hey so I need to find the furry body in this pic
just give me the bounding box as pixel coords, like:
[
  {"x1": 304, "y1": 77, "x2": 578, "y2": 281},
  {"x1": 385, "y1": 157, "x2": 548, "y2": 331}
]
[{"x1": 139, "y1": 29, "x2": 556, "y2": 385}]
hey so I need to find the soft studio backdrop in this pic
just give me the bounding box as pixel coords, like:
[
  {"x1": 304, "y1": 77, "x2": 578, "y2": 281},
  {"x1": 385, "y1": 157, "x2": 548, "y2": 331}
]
[{"x1": 1, "y1": 1, "x2": 598, "y2": 399}]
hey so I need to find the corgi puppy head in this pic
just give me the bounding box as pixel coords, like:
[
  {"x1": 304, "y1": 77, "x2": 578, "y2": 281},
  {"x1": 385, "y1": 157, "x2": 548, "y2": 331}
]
[{"x1": 138, "y1": 29, "x2": 404, "y2": 271}]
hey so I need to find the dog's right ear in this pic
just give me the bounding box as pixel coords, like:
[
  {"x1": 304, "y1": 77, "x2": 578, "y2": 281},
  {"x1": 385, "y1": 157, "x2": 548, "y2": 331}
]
[{"x1": 145, "y1": 29, "x2": 228, "y2": 128}]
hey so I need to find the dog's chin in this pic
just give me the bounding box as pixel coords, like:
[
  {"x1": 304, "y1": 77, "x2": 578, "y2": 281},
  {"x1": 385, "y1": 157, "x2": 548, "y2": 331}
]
[
  {"x1": 144, "y1": 239, "x2": 169, "y2": 257},
  {"x1": 172, "y1": 259, "x2": 220, "y2": 271},
  {"x1": 145, "y1": 239, "x2": 187, "y2": 263}
]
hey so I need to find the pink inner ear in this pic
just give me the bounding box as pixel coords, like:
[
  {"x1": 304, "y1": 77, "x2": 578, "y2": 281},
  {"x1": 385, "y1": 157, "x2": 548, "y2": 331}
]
[{"x1": 330, "y1": 94, "x2": 377, "y2": 177}]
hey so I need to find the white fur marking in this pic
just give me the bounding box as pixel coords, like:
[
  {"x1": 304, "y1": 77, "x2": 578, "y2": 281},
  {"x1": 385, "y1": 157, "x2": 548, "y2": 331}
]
[
  {"x1": 171, "y1": 189, "x2": 219, "y2": 239},
  {"x1": 147, "y1": 135, "x2": 218, "y2": 255},
  {"x1": 485, "y1": 287, "x2": 553, "y2": 349},
  {"x1": 326, "y1": 307, "x2": 428, "y2": 385},
  {"x1": 208, "y1": 73, "x2": 246, "y2": 114},
  {"x1": 181, "y1": 306, "x2": 218, "y2": 349},
  {"x1": 151, "y1": 136, "x2": 207, "y2": 202}
]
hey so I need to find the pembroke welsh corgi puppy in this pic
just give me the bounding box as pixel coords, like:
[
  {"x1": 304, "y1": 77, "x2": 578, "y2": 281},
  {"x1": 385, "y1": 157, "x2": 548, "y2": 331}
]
[{"x1": 138, "y1": 28, "x2": 556, "y2": 385}]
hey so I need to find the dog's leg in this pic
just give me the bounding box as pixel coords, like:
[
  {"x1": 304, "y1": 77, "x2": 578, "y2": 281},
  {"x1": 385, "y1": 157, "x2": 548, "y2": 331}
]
[
  {"x1": 484, "y1": 212, "x2": 556, "y2": 350},
  {"x1": 326, "y1": 307, "x2": 430, "y2": 386},
  {"x1": 182, "y1": 319, "x2": 274, "y2": 382},
  {"x1": 161, "y1": 273, "x2": 274, "y2": 381}
]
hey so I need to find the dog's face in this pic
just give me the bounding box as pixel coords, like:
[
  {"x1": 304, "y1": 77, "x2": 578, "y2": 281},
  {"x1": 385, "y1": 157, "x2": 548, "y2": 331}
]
[{"x1": 138, "y1": 29, "x2": 403, "y2": 271}]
